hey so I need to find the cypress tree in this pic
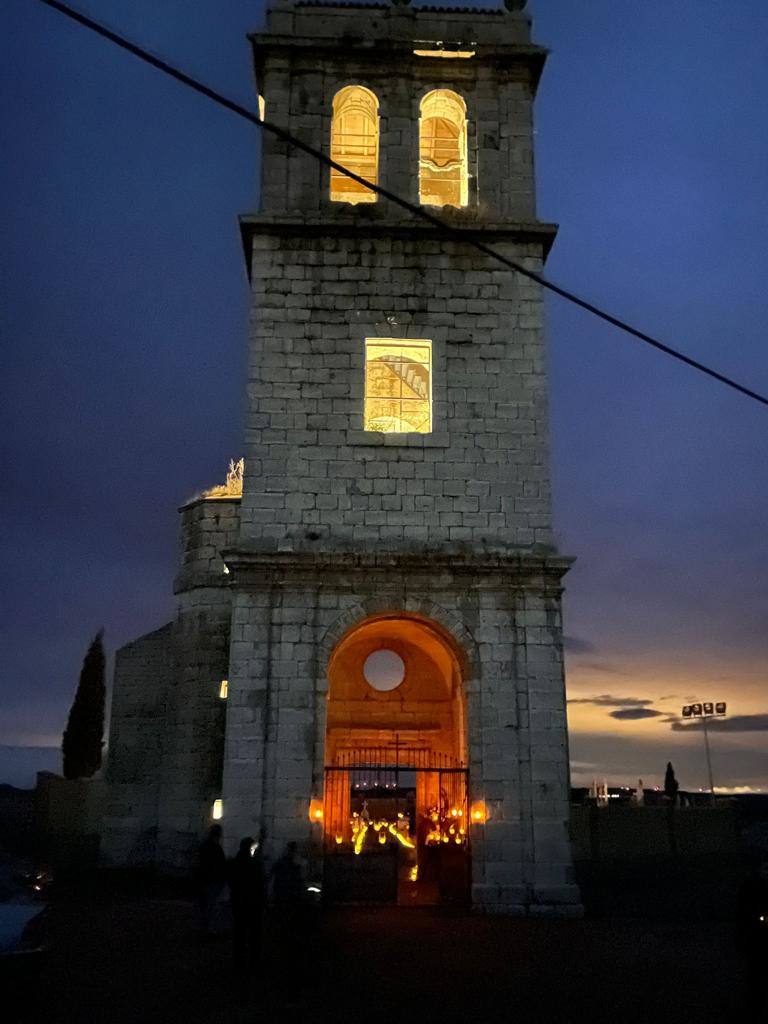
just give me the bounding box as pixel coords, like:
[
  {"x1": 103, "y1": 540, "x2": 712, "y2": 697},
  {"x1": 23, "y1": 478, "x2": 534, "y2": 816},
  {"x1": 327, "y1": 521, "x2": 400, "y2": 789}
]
[
  {"x1": 664, "y1": 761, "x2": 679, "y2": 805},
  {"x1": 62, "y1": 630, "x2": 106, "y2": 779}
]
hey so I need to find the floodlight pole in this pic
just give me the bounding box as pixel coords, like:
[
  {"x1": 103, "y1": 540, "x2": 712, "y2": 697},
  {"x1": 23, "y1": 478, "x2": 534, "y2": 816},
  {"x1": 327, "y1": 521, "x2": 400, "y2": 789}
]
[
  {"x1": 702, "y1": 714, "x2": 716, "y2": 804},
  {"x1": 682, "y1": 702, "x2": 725, "y2": 805}
]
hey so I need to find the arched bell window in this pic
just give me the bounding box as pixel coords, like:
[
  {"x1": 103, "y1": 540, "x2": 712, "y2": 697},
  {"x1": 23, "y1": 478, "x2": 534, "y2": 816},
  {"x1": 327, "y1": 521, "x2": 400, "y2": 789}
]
[
  {"x1": 419, "y1": 89, "x2": 468, "y2": 208},
  {"x1": 330, "y1": 86, "x2": 379, "y2": 204}
]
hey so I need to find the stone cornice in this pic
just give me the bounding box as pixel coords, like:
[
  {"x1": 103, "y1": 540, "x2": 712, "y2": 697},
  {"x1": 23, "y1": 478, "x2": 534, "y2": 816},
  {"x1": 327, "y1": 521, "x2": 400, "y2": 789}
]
[
  {"x1": 220, "y1": 545, "x2": 573, "y2": 592},
  {"x1": 177, "y1": 495, "x2": 241, "y2": 514},
  {"x1": 239, "y1": 215, "x2": 557, "y2": 277},
  {"x1": 251, "y1": 35, "x2": 546, "y2": 68},
  {"x1": 173, "y1": 571, "x2": 232, "y2": 596}
]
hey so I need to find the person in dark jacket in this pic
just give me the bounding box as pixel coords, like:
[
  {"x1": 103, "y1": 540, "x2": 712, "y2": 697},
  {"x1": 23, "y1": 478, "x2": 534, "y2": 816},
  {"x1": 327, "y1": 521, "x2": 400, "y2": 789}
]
[
  {"x1": 229, "y1": 835, "x2": 267, "y2": 976},
  {"x1": 196, "y1": 823, "x2": 227, "y2": 937},
  {"x1": 271, "y1": 841, "x2": 305, "y2": 909},
  {"x1": 270, "y1": 841, "x2": 310, "y2": 1001}
]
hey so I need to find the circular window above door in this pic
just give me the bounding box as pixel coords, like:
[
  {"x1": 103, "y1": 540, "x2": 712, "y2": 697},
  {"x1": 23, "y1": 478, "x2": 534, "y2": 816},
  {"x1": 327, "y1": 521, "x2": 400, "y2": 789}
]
[{"x1": 363, "y1": 649, "x2": 405, "y2": 691}]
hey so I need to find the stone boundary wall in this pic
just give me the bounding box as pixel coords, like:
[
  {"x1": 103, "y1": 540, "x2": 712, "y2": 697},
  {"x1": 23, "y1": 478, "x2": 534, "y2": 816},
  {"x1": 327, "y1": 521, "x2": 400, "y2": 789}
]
[
  {"x1": 570, "y1": 805, "x2": 740, "y2": 862},
  {"x1": 101, "y1": 624, "x2": 172, "y2": 866},
  {"x1": 34, "y1": 772, "x2": 105, "y2": 870}
]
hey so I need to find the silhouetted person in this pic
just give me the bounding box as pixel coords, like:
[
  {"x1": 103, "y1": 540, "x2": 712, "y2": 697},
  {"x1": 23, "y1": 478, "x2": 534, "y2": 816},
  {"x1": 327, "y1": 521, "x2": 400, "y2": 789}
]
[
  {"x1": 270, "y1": 842, "x2": 309, "y2": 1000},
  {"x1": 196, "y1": 823, "x2": 227, "y2": 937},
  {"x1": 736, "y1": 858, "x2": 768, "y2": 1013},
  {"x1": 229, "y1": 835, "x2": 267, "y2": 978},
  {"x1": 272, "y1": 841, "x2": 304, "y2": 909}
]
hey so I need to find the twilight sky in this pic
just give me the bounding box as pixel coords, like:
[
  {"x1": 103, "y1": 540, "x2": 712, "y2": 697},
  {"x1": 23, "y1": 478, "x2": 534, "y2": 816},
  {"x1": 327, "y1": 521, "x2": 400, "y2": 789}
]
[{"x1": 1, "y1": 1, "x2": 766, "y2": 791}]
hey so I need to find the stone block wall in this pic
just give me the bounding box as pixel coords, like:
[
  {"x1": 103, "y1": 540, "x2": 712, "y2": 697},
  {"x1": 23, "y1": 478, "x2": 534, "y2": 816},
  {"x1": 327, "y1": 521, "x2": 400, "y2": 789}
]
[
  {"x1": 104, "y1": 3, "x2": 580, "y2": 912},
  {"x1": 254, "y1": 3, "x2": 542, "y2": 221},
  {"x1": 34, "y1": 774, "x2": 106, "y2": 871},
  {"x1": 220, "y1": 1, "x2": 580, "y2": 913},
  {"x1": 151, "y1": 497, "x2": 241, "y2": 868},
  {"x1": 175, "y1": 496, "x2": 241, "y2": 592},
  {"x1": 239, "y1": 229, "x2": 555, "y2": 553},
  {"x1": 223, "y1": 551, "x2": 580, "y2": 912},
  {"x1": 104, "y1": 498, "x2": 241, "y2": 870},
  {"x1": 152, "y1": 594, "x2": 231, "y2": 869},
  {"x1": 243, "y1": 2, "x2": 555, "y2": 556},
  {"x1": 102, "y1": 623, "x2": 172, "y2": 865}
]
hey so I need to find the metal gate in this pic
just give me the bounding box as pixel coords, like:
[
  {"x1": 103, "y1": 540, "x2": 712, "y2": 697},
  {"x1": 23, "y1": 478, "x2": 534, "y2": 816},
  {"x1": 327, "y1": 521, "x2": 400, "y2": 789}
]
[{"x1": 322, "y1": 747, "x2": 470, "y2": 905}]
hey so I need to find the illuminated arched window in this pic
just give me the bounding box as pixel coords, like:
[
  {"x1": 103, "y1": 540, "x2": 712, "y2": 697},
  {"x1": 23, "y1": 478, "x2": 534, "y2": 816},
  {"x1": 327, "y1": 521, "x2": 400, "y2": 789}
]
[
  {"x1": 419, "y1": 89, "x2": 468, "y2": 208},
  {"x1": 330, "y1": 86, "x2": 379, "y2": 204}
]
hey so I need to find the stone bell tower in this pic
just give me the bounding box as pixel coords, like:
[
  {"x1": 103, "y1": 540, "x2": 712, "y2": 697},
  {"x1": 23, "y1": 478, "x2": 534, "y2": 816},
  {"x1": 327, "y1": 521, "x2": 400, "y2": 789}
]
[{"x1": 217, "y1": 0, "x2": 580, "y2": 914}]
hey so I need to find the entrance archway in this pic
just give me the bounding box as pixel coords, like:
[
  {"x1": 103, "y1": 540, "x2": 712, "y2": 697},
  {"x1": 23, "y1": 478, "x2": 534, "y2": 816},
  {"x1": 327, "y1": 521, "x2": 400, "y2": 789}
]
[{"x1": 323, "y1": 615, "x2": 469, "y2": 904}]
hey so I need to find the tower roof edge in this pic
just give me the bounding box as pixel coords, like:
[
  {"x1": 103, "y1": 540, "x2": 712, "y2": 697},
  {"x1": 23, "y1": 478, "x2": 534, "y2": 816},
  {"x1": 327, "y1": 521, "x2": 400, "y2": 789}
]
[{"x1": 257, "y1": 0, "x2": 534, "y2": 48}]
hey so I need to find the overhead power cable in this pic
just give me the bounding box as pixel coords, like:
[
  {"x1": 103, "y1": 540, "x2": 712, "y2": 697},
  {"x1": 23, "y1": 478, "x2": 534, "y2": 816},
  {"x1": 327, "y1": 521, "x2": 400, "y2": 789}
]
[{"x1": 37, "y1": 0, "x2": 768, "y2": 409}]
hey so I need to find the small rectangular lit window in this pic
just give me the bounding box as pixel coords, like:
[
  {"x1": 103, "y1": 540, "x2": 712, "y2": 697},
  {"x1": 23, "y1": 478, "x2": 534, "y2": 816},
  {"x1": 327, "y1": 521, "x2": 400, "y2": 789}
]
[
  {"x1": 364, "y1": 339, "x2": 432, "y2": 433},
  {"x1": 219, "y1": 679, "x2": 228, "y2": 699},
  {"x1": 413, "y1": 49, "x2": 475, "y2": 59},
  {"x1": 212, "y1": 799, "x2": 223, "y2": 820}
]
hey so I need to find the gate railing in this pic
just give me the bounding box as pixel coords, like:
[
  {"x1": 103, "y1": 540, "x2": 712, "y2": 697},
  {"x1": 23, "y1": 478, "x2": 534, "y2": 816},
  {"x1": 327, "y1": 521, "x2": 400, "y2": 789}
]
[{"x1": 323, "y1": 746, "x2": 468, "y2": 853}]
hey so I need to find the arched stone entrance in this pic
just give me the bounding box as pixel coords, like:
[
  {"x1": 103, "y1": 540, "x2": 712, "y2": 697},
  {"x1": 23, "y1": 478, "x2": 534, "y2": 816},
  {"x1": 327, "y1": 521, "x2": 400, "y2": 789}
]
[{"x1": 322, "y1": 614, "x2": 470, "y2": 905}]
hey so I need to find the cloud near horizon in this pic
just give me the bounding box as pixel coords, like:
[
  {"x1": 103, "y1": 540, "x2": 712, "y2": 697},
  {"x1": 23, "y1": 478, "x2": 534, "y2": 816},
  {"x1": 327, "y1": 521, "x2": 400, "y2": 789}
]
[
  {"x1": 574, "y1": 662, "x2": 626, "y2": 676},
  {"x1": 562, "y1": 635, "x2": 596, "y2": 654},
  {"x1": 568, "y1": 694, "x2": 653, "y2": 708},
  {"x1": 610, "y1": 708, "x2": 665, "y2": 721},
  {"x1": 670, "y1": 714, "x2": 768, "y2": 733}
]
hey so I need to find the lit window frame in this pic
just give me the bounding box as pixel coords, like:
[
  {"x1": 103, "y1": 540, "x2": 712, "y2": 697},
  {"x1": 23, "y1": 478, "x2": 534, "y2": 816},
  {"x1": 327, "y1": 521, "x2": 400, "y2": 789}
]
[
  {"x1": 418, "y1": 89, "x2": 469, "y2": 209},
  {"x1": 330, "y1": 85, "x2": 380, "y2": 205},
  {"x1": 413, "y1": 49, "x2": 475, "y2": 59},
  {"x1": 364, "y1": 338, "x2": 433, "y2": 435}
]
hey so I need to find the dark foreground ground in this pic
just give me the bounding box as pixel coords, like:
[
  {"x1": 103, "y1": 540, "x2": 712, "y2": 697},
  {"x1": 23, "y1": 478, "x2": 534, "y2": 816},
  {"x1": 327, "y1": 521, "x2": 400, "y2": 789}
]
[{"x1": 12, "y1": 885, "x2": 749, "y2": 1024}]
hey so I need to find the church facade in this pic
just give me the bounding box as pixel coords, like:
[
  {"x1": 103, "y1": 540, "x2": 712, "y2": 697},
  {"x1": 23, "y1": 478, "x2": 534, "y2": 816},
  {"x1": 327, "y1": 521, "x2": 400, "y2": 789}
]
[{"x1": 103, "y1": 0, "x2": 581, "y2": 915}]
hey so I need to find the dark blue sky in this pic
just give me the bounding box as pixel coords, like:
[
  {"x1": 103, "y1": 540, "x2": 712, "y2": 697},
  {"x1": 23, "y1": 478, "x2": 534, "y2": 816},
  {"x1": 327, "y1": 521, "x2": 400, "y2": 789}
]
[{"x1": 1, "y1": 1, "x2": 766, "y2": 791}]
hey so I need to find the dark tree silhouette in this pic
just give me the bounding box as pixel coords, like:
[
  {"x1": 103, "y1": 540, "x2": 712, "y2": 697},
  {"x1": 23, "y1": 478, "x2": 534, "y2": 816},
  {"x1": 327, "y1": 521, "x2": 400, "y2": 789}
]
[
  {"x1": 664, "y1": 761, "x2": 680, "y2": 805},
  {"x1": 62, "y1": 631, "x2": 106, "y2": 779}
]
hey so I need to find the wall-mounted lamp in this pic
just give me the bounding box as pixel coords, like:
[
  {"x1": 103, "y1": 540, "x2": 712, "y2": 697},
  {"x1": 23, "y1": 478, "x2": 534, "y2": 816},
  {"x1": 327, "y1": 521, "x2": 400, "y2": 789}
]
[
  {"x1": 309, "y1": 798, "x2": 324, "y2": 824},
  {"x1": 470, "y1": 800, "x2": 489, "y2": 825},
  {"x1": 212, "y1": 798, "x2": 223, "y2": 820},
  {"x1": 219, "y1": 679, "x2": 228, "y2": 699}
]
